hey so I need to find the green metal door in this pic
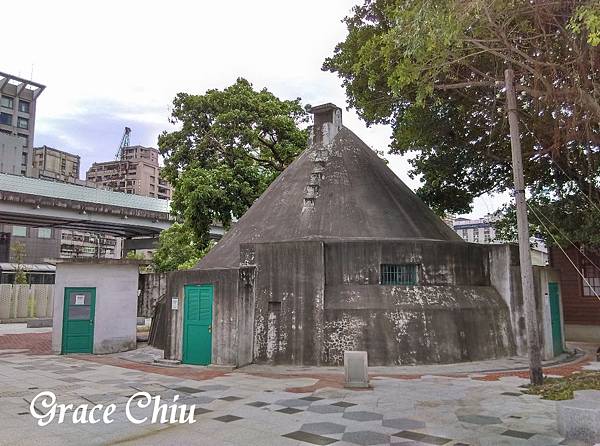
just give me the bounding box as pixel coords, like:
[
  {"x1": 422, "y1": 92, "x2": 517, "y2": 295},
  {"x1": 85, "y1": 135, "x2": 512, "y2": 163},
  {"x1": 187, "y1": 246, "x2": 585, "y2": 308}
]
[
  {"x1": 183, "y1": 284, "x2": 213, "y2": 365},
  {"x1": 62, "y1": 287, "x2": 95, "y2": 354},
  {"x1": 548, "y1": 282, "x2": 563, "y2": 356}
]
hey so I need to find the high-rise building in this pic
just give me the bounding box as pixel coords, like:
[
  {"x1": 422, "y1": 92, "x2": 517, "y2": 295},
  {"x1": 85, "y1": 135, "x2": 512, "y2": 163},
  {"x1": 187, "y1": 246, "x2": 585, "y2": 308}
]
[
  {"x1": 0, "y1": 71, "x2": 45, "y2": 176},
  {"x1": 86, "y1": 145, "x2": 171, "y2": 199},
  {"x1": 32, "y1": 145, "x2": 81, "y2": 183}
]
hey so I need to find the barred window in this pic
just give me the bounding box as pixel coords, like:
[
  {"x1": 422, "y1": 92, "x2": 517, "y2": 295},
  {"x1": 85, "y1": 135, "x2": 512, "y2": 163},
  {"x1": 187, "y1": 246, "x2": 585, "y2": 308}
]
[{"x1": 381, "y1": 264, "x2": 418, "y2": 285}]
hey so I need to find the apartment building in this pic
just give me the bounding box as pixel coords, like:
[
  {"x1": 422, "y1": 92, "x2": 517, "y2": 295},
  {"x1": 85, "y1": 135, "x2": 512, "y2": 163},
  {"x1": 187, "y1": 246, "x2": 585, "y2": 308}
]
[
  {"x1": 86, "y1": 145, "x2": 171, "y2": 199},
  {"x1": 450, "y1": 215, "x2": 548, "y2": 265},
  {"x1": 59, "y1": 229, "x2": 122, "y2": 259},
  {"x1": 32, "y1": 145, "x2": 81, "y2": 182},
  {"x1": 0, "y1": 71, "x2": 45, "y2": 176}
]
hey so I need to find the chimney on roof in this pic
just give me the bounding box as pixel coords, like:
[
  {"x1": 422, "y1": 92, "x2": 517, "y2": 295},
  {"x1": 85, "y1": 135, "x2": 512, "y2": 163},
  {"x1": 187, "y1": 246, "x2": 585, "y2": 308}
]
[{"x1": 309, "y1": 103, "x2": 342, "y2": 147}]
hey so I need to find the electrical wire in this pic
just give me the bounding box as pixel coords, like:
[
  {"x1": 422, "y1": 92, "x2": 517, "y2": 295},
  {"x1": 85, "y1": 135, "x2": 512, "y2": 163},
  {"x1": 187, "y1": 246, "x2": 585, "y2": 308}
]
[
  {"x1": 529, "y1": 201, "x2": 600, "y2": 274},
  {"x1": 527, "y1": 203, "x2": 600, "y2": 302}
]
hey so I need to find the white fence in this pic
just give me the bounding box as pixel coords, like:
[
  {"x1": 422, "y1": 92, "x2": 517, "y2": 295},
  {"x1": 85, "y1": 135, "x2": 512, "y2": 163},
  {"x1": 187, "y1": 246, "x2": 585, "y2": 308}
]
[{"x1": 0, "y1": 284, "x2": 54, "y2": 319}]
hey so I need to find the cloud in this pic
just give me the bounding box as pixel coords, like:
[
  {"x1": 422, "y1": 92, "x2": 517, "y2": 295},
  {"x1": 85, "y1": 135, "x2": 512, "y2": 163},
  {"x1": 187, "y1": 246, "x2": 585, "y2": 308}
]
[
  {"x1": 4, "y1": 0, "x2": 507, "y2": 217},
  {"x1": 35, "y1": 99, "x2": 171, "y2": 173}
]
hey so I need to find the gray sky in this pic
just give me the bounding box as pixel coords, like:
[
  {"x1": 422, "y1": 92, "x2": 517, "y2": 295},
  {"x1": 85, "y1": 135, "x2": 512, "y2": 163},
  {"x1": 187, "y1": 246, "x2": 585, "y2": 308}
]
[{"x1": 4, "y1": 0, "x2": 506, "y2": 217}]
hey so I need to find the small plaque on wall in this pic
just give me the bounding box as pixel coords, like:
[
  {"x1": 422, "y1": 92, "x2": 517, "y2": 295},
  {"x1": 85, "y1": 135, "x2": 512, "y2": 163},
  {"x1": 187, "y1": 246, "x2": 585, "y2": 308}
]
[
  {"x1": 75, "y1": 295, "x2": 85, "y2": 305},
  {"x1": 171, "y1": 297, "x2": 179, "y2": 310}
]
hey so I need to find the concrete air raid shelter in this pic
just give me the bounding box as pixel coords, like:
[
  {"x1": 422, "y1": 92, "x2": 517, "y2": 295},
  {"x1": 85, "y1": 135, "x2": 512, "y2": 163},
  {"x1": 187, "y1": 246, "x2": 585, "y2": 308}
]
[{"x1": 163, "y1": 103, "x2": 564, "y2": 367}]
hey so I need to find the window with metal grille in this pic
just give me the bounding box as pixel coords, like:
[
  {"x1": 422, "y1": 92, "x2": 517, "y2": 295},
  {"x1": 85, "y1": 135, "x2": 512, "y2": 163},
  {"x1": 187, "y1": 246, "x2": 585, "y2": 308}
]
[{"x1": 380, "y1": 264, "x2": 418, "y2": 285}]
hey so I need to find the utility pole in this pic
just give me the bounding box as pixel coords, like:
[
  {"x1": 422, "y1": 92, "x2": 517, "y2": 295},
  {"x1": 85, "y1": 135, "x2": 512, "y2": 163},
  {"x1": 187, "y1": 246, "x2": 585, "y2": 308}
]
[{"x1": 504, "y1": 68, "x2": 544, "y2": 385}]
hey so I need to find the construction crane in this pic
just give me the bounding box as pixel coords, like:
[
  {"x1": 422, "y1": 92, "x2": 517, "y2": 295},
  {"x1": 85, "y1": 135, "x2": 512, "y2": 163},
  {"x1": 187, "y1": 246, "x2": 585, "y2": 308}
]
[{"x1": 115, "y1": 127, "x2": 131, "y2": 160}]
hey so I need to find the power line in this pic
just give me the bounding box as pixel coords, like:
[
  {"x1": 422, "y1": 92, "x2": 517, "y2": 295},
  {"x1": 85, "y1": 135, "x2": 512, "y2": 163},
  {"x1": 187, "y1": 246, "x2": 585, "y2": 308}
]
[
  {"x1": 527, "y1": 203, "x2": 600, "y2": 302},
  {"x1": 529, "y1": 201, "x2": 600, "y2": 274}
]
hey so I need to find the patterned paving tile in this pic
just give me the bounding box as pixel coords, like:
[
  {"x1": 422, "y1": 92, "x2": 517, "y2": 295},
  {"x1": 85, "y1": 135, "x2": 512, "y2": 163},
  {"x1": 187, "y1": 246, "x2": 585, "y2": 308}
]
[
  {"x1": 171, "y1": 386, "x2": 205, "y2": 394},
  {"x1": 193, "y1": 407, "x2": 213, "y2": 415},
  {"x1": 457, "y1": 414, "x2": 503, "y2": 425},
  {"x1": 501, "y1": 429, "x2": 535, "y2": 440},
  {"x1": 331, "y1": 401, "x2": 357, "y2": 408},
  {"x1": 300, "y1": 396, "x2": 325, "y2": 401},
  {"x1": 276, "y1": 398, "x2": 312, "y2": 407},
  {"x1": 308, "y1": 404, "x2": 345, "y2": 414},
  {"x1": 195, "y1": 384, "x2": 230, "y2": 391},
  {"x1": 246, "y1": 401, "x2": 270, "y2": 407},
  {"x1": 300, "y1": 422, "x2": 347, "y2": 435},
  {"x1": 283, "y1": 430, "x2": 338, "y2": 445},
  {"x1": 276, "y1": 407, "x2": 304, "y2": 414},
  {"x1": 219, "y1": 396, "x2": 243, "y2": 401},
  {"x1": 393, "y1": 431, "x2": 452, "y2": 445},
  {"x1": 343, "y1": 411, "x2": 384, "y2": 422},
  {"x1": 213, "y1": 415, "x2": 243, "y2": 423},
  {"x1": 382, "y1": 417, "x2": 426, "y2": 430},
  {"x1": 343, "y1": 430, "x2": 390, "y2": 445},
  {"x1": 182, "y1": 395, "x2": 215, "y2": 405}
]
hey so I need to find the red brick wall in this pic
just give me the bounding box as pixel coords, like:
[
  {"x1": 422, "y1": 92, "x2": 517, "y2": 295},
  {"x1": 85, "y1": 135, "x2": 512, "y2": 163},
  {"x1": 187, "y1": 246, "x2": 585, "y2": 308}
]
[{"x1": 550, "y1": 246, "x2": 600, "y2": 326}]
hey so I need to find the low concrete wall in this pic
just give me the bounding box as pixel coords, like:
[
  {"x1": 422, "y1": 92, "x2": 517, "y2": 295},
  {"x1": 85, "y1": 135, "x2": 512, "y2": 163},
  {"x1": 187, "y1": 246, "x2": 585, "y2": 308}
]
[
  {"x1": 565, "y1": 324, "x2": 600, "y2": 342},
  {"x1": 0, "y1": 284, "x2": 53, "y2": 319},
  {"x1": 52, "y1": 263, "x2": 139, "y2": 354}
]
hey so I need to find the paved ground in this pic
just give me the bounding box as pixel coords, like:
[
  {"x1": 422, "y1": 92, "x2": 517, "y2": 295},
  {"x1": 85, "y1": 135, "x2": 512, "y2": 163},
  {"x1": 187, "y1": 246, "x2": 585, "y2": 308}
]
[{"x1": 0, "y1": 325, "x2": 598, "y2": 446}]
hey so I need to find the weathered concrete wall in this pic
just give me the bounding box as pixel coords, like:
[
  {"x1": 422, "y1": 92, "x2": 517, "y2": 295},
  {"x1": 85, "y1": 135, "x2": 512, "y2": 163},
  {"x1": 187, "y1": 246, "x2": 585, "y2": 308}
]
[
  {"x1": 325, "y1": 240, "x2": 489, "y2": 286},
  {"x1": 324, "y1": 285, "x2": 515, "y2": 365},
  {"x1": 52, "y1": 263, "x2": 138, "y2": 354},
  {"x1": 165, "y1": 268, "x2": 244, "y2": 366},
  {"x1": 169, "y1": 239, "x2": 561, "y2": 367},
  {"x1": 489, "y1": 244, "x2": 525, "y2": 354},
  {"x1": 251, "y1": 241, "x2": 324, "y2": 365},
  {"x1": 249, "y1": 239, "x2": 514, "y2": 366},
  {"x1": 138, "y1": 272, "x2": 167, "y2": 317},
  {"x1": 488, "y1": 244, "x2": 558, "y2": 360}
]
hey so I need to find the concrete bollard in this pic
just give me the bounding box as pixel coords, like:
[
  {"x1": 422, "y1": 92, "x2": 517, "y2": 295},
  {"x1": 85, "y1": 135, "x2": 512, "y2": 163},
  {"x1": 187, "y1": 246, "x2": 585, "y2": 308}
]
[
  {"x1": 344, "y1": 351, "x2": 369, "y2": 388},
  {"x1": 557, "y1": 390, "x2": 600, "y2": 444}
]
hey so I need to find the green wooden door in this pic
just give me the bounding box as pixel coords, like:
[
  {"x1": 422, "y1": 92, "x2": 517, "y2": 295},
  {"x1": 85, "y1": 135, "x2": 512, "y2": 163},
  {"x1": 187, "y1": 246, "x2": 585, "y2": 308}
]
[
  {"x1": 548, "y1": 282, "x2": 563, "y2": 356},
  {"x1": 183, "y1": 284, "x2": 213, "y2": 365},
  {"x1": 62, "y1": 287, "x2": 95, "y2": 354}
]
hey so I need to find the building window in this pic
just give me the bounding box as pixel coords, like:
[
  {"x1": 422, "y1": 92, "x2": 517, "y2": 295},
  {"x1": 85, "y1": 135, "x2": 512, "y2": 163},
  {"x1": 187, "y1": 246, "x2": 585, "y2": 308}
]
[
  {"x1": 17, "y1": 117, "x2": 29, "y2": 129},
  {"x1": 461, "y1": 229, "x2": 468, "y2": 239},
  {"x1": 18, "y1": 100, "x2": 30, "y2": 113},
  {"x1": 37, "y1": 228, "x2": 52, "y2": 239},
  {"x1": 0, "y1": 112, "x2": 12, "y2": 125},
  {"x1": 582, "y1": 257, "x2": 600, "y2": 297},
  {"x1": 11, "y1": 226, "x2": 27, "y2": 237},
  {"x1": 1, "y1": 96, "x2": 13, "y2": 109},
  {"x1": 18, "y1": 133, "x2": 28, "y2": 147},
  {"x1": 381, "y1": 264, "x2": 418, "y2": 285}
]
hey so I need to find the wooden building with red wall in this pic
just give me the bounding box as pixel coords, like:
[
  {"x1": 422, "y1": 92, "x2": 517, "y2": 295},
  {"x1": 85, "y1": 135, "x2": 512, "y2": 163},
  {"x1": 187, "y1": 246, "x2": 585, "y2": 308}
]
[{"x1": 550, "y1": 246, "x2": 600, "y2": 342}]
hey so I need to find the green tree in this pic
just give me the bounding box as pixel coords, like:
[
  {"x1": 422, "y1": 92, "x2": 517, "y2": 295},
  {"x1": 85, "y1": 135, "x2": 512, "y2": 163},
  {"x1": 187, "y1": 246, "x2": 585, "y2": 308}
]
[
  {"x1": 324, "y1": 0, "x2": 600, "y2": 244},
  {"x1": 10, "y1": 242, "x2": 28, "y2": 285},
  {"x1": 153, "y1": 223, "x2": 213, "y2": 272},
  {"x1": 158, "y1": 78, "x2": 309, "y2": 256}
]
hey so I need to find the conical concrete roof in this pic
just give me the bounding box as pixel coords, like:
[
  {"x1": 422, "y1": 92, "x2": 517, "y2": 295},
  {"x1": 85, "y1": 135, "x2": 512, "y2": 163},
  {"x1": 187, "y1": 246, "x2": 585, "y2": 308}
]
[{"x1": 197, "y1": 107, "x2": 461, "y2": 269}]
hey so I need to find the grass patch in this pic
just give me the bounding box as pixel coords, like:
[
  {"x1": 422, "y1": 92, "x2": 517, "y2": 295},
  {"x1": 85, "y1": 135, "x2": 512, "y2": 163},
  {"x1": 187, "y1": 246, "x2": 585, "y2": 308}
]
[{"x1": 523, "y1": 371, "x2": 600, "y2": 400}]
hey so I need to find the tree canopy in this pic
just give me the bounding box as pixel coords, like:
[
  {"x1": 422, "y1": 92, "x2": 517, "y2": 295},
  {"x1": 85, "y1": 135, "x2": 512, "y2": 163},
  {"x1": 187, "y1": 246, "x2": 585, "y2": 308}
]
[
  {"x1": 324, "y1": 0, "x2": 600, "y2": 245},
  {"x1": 156, "y1": 78, "x2": 308, "y2": 269}
]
